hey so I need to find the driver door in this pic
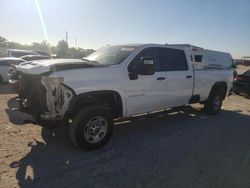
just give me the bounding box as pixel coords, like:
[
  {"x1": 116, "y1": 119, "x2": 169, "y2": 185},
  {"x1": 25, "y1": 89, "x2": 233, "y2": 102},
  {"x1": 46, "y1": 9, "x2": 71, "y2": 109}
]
[{"x1": 125, "y1": 47, "x2": 168, "y2": 116}]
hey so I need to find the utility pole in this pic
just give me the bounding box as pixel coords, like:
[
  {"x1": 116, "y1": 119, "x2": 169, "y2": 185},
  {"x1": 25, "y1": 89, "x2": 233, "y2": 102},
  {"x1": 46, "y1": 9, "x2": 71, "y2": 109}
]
[{"x1": 65, "y1": 31, "x2": 68, "y2": 44}]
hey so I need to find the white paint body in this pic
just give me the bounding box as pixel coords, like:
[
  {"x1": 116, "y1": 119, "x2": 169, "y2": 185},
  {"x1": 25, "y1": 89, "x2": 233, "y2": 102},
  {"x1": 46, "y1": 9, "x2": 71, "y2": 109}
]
[
  {"x1": 16, "y1": 44, "x2": 234, "y2": 118},
  {"x1": 0, "y1": 57, "x2": 25, "y2": 83}
]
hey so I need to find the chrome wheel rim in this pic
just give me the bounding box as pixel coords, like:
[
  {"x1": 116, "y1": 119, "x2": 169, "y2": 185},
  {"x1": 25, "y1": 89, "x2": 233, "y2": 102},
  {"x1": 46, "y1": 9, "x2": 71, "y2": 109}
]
[
  {"x1": 84, "y1": 116, "x2": 108, "y2": 144},
  {"x1": 212, "y1": 96, "x2": 221, "y2": 111}
]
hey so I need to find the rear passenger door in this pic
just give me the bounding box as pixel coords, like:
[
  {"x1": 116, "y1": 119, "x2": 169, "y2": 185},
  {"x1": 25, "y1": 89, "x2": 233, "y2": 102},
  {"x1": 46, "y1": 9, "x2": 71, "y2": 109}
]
[{"x1": 159, "y1": 48, "x2": 194, "y2": 107}]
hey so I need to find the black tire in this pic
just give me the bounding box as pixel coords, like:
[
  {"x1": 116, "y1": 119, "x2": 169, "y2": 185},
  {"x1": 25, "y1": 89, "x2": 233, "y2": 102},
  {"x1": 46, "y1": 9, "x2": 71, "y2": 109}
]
[
  {"x1": 233, "y1": 88, "x2": 240, "y2": 95},
  {"x1": 69, "y1": 105, "x2": 113, "y2": 151},
  {"x1": 203, "y1": 88, "x2": 223, "y2": 115}
]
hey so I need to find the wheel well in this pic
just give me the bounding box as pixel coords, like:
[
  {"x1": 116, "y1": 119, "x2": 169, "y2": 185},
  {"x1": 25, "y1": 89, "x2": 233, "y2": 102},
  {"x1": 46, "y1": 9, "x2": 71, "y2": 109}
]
[
  {"x1": 66, "y1": 91, "x2": 123, "y2": 119},
  {"x1": 209, "y1": 82, "x2": 228, "y2": 100}
]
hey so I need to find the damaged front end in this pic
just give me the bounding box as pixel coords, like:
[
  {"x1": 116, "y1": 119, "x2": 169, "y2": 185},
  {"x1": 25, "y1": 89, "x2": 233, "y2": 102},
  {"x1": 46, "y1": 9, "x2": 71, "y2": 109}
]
[{"x1": 18, "y1": 73, "x2": 74, "y2": 126}]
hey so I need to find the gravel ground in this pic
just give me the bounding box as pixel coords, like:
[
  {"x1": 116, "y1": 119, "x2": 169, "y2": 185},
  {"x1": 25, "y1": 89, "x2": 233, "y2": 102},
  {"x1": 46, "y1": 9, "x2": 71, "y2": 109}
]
[{"x1": 0, "y1": 66, "x2": 250, "y2": 188}]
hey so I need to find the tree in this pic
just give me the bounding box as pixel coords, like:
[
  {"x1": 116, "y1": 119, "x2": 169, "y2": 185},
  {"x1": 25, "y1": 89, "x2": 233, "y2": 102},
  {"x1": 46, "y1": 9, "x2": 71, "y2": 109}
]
[
  {"x1": 57, "y1": 40, "x2": 68, "y2": 57},
  {"x1": 6, "y1": 41, "x2": 22, "y2": 49},
  {"x1": 0, "y1": 36, "x2": 7, "y2": 47},
  {"x1": 40, "y1": 40, "x2": 50, "y2": 51},
  {"x1": 31, "y1": 40, "x2": 50, "y2": 52}
]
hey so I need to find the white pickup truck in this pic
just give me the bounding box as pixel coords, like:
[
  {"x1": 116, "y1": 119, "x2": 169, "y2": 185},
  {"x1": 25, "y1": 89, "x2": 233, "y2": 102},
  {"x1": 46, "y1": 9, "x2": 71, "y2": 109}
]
[{"x1": 15, "y1": 44, "x2": 234, "y2": 150}]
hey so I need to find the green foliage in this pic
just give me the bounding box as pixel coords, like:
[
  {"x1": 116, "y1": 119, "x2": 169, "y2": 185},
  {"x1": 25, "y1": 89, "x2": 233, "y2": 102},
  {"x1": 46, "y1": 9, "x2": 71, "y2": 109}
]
[
  {"x1": 31, "y1": 40, "x2": 50, "y2": 52},
  {"x1": 57, "y1": 40, "x2": 68, "y2": 58},
  {"x1": 0, "y1": 36, "x2": 7, "y2": 47},
  {"x1": 6, "y1": 41, "x2": 23, "y2": 49}
]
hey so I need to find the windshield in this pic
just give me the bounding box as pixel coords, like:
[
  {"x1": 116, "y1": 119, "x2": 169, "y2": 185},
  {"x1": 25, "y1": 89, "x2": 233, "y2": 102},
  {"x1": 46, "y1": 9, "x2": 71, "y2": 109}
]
[{"x1": 84, "y1": 46, "x2": 135, "y2": 66}]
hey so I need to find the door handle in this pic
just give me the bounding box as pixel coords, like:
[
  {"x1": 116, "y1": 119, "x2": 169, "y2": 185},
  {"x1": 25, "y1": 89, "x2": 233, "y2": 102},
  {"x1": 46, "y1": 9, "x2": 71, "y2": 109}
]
[
  {"x1": 186, "y1": 75, "x2": 192, "y2": 78},
  {"x1": 157, "y1": 77, "x2": 166, "y2": 80}
]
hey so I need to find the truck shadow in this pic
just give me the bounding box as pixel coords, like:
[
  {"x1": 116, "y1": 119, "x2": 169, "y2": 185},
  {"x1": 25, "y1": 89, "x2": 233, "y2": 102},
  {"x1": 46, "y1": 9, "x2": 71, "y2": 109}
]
[
  {"x1": 9, "y1": 106, "x2": 250, "y2": 188},
  {"x1": 6, "y1": 97, "x2": 35, "y2": 125}
]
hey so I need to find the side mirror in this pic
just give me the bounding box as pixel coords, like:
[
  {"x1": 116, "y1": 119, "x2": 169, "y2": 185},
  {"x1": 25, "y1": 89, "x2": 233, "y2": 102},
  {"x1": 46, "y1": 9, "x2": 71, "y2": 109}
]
[
  {"x1": 128, "y1": 56, "x2": 155, "y2": 80},
  {"x1": 138, "y1": 56, "x2": 155, "y2": 75}
]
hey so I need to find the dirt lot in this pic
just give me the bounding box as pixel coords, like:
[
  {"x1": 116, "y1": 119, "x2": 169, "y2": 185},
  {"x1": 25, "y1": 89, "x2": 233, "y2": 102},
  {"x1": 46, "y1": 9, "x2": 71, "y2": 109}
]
[{"x1": 1, "y1": 66, "x2": 250, "y2": 188}]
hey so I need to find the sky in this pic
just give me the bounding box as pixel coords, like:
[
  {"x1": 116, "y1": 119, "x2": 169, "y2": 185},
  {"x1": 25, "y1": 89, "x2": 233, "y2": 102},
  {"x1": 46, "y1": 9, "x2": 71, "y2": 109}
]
[{"x1": 0, "y1": 0, "x2": 249, "y2": 58}]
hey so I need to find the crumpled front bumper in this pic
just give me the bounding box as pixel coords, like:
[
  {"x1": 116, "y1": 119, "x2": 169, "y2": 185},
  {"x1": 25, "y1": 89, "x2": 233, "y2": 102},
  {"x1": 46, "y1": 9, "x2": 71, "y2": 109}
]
[
  {"x1": 17, "y1": 73, "x2": 74, "y2": 123},
  {"x1": 40, "y1": 76, "x2": 75, "y2": 121}
]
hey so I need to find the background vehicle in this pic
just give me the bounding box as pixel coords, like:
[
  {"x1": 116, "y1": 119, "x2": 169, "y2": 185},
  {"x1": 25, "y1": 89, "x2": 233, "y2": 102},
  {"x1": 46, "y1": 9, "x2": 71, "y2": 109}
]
[
  {"x1": 233, "y1": 70, "x2": 250, "y2": 95},
  {"x1": 7, "y1": 49, "x2": 39, "y2": 57},
  {"x1": 241, "y1": 56, "x2": 250, "y2": 66},
  {"x1": 33, "y1": 50, "x2": 50, "y2": 57},
  {"x1": 20, "y1": 55, "x2": 51, "y2": 61},
  {"x1": 15, "y1": 44, "x2": 234, "y2": 150},
  {"x1": 0, "y1": 57, "x2": 25, "y2": 83}
]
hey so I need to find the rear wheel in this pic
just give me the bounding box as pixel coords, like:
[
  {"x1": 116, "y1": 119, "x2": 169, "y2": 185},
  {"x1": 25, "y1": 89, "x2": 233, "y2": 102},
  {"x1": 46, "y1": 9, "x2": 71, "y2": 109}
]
[
  {"x1": 69, "y1": 105, "x2": 113, "y2": 151},
  {"x1": 204, "y1": 89, "x2": 223, "y2": 115}
]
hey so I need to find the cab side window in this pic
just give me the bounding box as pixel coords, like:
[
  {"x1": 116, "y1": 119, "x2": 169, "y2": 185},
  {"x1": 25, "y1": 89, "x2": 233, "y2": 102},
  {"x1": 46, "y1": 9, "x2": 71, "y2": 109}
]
[
  {"x1": 128, "y1": 47, "x2": 160, "y2": 72},
  {"x1": 159, "y1": 48, "x2": 188, "y2": 71}
]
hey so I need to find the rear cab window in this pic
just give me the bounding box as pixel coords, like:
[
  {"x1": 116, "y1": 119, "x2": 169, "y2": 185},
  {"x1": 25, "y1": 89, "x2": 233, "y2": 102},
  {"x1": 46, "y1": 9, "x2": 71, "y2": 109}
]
[
  {"x1": 159, "y1": 48, "x2": 188, "y2": 71},
  {"x1": 194, "y1": 55, "x2": 203, "y2": 62}
]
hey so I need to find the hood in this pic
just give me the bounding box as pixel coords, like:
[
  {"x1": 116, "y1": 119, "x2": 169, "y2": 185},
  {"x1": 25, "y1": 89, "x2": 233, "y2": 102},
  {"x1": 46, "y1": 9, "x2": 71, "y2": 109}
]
[{"x1": 16, "y1": 59, "x2": 95, "y2": 75}]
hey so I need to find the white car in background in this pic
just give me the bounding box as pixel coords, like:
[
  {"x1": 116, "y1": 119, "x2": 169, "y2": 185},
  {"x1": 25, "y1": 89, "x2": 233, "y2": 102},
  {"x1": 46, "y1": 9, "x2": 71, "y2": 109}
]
[
  {"x1": 0, "y1": 57, "x2": 25, "y2": 83},
  {"x1": 7, "y1": 49, "x2": 39, "y2": 58}
]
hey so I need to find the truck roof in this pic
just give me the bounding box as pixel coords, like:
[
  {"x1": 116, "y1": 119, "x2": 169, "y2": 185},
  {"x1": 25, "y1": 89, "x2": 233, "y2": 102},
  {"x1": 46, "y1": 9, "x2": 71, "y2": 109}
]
[
  {"x1": 111, "y1": 43, "x2": 205, "y2": 51},
  {"x1": 166, "y1": 44, "x2": 204, "y2": 51}
]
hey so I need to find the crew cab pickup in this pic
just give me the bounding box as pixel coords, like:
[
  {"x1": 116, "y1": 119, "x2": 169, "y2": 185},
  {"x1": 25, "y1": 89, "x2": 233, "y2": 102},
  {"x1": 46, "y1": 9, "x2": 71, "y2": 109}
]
[{"x1": 15, "y1": 44, "x2": 234, "y2": 150}]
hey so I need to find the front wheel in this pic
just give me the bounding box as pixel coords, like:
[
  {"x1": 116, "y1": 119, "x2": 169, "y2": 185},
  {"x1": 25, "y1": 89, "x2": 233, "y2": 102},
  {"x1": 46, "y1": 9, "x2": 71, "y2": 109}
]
[
  {"x1": 203, "y1": 89, "x2": 223, "y2": 115},
  {"x1": 69, "y1": 105, "x2": 113, "y2": 151}
]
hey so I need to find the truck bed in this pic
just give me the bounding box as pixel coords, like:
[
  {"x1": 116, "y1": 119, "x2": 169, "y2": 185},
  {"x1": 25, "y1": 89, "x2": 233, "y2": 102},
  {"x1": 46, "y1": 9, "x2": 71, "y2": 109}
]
[{"x1": 193, "y1": 69, "x2": 234, "y2": 101}]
